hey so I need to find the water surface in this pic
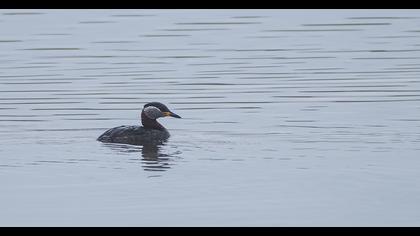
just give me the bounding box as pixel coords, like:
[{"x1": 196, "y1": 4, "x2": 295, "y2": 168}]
[{"x1": 1, "y1": 9, "x2": 420, "y2": 226}]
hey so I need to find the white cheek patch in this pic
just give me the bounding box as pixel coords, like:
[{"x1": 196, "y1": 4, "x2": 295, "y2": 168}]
[{"x1": 144, "y1": 106, "x2": 163, "y2": 119}]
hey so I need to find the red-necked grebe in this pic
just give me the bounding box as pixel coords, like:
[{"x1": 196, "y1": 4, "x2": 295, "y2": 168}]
[{"x1": 97, "y1": 102, "x2": 181, "y2": 145}]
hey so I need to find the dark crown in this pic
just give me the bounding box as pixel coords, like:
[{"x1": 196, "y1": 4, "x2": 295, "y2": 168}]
[{"x1": 143, "y1": 102, "x2": 170, "y2": 112}]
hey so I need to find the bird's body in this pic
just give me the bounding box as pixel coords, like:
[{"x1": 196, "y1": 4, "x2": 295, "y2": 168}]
[
  {"x1": 97, "y1": 102, "x2": 180, "y2": 146},
  {"x1": 97, "y1": 125, "x2": 170, "y2": 145}
]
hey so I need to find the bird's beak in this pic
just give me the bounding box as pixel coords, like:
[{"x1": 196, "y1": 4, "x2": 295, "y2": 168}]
[{"x1": 163, "y1": 111, "x2": 181, "y2": 118}]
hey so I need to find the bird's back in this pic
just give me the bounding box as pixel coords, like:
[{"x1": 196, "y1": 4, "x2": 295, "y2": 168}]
[{"x1": 97, "y1": 125, "x2": 170, "y2": 145}]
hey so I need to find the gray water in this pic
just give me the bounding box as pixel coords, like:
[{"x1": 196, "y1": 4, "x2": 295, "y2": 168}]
[{"x1": 1, "y1": 9, "x2": 420, "y2": 226}]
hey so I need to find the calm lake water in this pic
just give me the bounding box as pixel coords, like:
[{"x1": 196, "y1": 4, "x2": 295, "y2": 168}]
[{"x1": 1, "y1": 9, "x2": 420, "y2": 226}]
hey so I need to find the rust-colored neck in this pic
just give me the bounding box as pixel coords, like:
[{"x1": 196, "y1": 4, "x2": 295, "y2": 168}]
[{"x1": 141, "y1": 111, "x2": 165, "y2": 130}]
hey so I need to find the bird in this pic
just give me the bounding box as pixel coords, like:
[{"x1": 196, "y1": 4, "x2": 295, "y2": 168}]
[{"x1": 97, "y1": 102, "x2": 181, "y2": 145}]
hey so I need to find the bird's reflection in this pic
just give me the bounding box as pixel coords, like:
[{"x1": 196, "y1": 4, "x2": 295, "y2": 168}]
[
  {"x1": 141, "y1": 143, "x2": 173, "y2": 172},
  {"x1": 102, "y1": 142, "x2": 180, "y2": 172}
]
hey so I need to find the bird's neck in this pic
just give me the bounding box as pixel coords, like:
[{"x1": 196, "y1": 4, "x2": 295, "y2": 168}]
[{"x1": 141, "y1": 111, "x2": 166, "y2": 130}]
